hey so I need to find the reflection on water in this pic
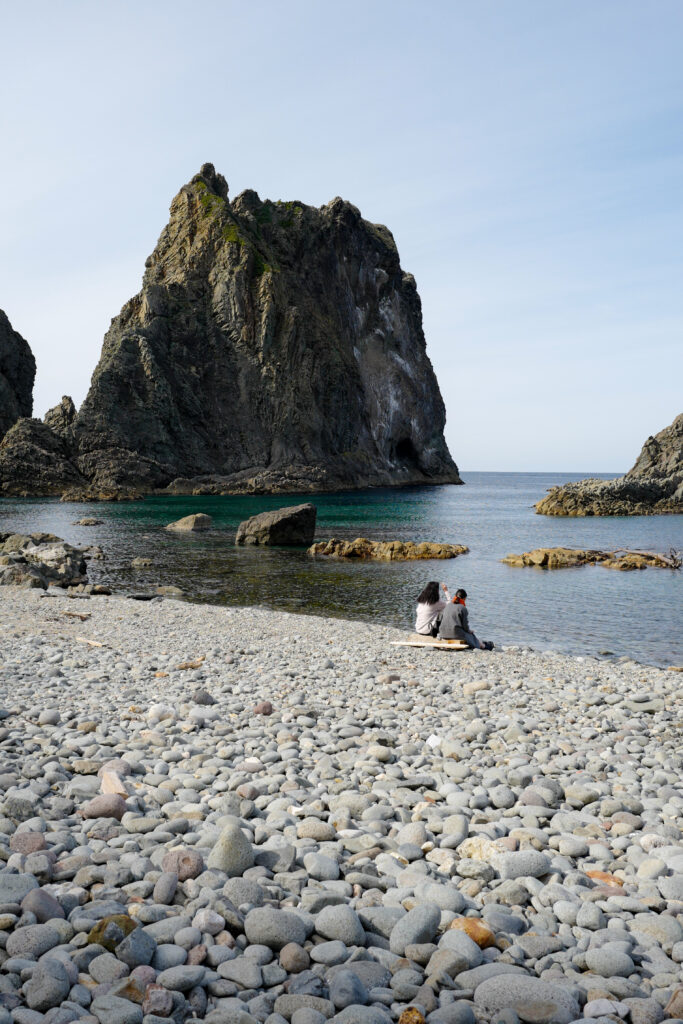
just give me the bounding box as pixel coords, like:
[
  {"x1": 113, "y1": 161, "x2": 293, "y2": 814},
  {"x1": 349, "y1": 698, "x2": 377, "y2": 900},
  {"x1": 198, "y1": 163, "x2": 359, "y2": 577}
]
[{"x1": 1, "y1": 473, "x2": 681, "y2": 666}]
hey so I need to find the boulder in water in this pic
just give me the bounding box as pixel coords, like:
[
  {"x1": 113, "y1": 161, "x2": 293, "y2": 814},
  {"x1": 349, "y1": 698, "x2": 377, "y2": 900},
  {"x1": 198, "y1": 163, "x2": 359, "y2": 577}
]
[{"x1": 235, "y1": 503, "x2": 316, "y2": 546}]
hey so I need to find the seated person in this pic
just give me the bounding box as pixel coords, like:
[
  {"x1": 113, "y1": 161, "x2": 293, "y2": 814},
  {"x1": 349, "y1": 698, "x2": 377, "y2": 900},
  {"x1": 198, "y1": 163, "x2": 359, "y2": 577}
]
[
  {"x1": 438, "y1": 588, "x2": 493, "y2": 649},
  {"x1": 415, "y1": 581, "x2": 451, "y2": 637}
]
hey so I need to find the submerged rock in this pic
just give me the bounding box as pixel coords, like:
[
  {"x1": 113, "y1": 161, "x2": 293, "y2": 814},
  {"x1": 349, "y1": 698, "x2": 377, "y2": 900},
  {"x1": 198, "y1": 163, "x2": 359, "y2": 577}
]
[
  {"x1": 165, "y1": 513, "x2": 213, "y2": 532},
  {"x1": 235, "y1": 503, "x2": 317, "y2": 546},
  {"x1": 308, "y1": 538, "x2": 468, "y2": 560},
  {"x1": 536, "y1": 413, "x2": 683, "y2": 516},
  {"x1": 502, "y1": 546, "x2": 679, "y2": 570}
]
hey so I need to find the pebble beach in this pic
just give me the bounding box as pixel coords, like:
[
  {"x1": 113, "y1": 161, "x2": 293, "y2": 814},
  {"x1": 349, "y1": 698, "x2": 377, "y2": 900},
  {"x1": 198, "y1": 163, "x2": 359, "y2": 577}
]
[{"x1": 0, "y1": 588, "x2": 681, "y2": 1024}]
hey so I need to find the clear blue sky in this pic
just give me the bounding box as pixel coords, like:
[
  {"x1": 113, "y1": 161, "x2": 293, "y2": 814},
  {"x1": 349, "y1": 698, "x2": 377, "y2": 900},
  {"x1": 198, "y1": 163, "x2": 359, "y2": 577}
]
[{"x1": 2, "y1": 1, "x2": 681, "y2": 471}]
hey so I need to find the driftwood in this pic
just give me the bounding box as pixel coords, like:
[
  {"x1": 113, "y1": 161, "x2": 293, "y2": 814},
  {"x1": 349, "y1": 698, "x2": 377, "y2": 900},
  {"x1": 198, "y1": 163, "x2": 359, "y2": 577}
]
[
  {"x1": 63, "y1": 611, "x2": 91, "y2": 621},
  {"x1": 75, "y1": 636, "x2": 105, "y2": 647}
]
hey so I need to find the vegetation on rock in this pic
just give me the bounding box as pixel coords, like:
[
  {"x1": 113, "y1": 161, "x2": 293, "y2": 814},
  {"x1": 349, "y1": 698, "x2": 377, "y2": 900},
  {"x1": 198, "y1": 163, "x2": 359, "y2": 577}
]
[{"x1": 0, "y1": 164, "x2": 459, "y2": 498}]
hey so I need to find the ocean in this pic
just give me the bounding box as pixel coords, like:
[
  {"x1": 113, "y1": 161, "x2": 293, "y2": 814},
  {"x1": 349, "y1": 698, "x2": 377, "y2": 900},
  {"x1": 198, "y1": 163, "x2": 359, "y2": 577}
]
[{"x1": 2, "y1": 472, "x2": 681, "y2": 667}]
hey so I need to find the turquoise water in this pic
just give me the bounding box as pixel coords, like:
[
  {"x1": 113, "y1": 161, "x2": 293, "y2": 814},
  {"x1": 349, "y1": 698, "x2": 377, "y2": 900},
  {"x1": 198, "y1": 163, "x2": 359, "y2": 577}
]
[{"x1": 1, "y1": 472, "x2": 681, "y2": 666}]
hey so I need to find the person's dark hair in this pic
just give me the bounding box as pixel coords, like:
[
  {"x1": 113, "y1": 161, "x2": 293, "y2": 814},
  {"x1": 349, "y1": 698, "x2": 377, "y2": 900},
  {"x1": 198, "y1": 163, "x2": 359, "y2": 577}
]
[
  {"x1": 417, "y1": 581, "x2": 440, "y2": 605},
  {"x1": 456, "y1": 588, "x2": 467, "y2": 600}
]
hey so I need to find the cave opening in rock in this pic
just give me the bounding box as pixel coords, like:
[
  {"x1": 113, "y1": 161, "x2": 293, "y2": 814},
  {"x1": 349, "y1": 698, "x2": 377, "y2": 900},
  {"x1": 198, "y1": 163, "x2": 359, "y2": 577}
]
[{"x1": 395, "y1": 437, "x2": 419, "y2": 465}]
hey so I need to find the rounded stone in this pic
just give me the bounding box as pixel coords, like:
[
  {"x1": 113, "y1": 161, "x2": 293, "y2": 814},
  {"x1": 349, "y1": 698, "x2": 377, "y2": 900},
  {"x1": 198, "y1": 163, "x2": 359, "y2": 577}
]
[
  {"x1": 280, "y1": 942, "x2": 310, "y2": 973},
  {"x1": 223, "y1": 877, "x2": 265, "y2": 908},
  {"x1": 427, "y1": 1005, "x2": 475, "y2": 1024},
  {"x1": 585, "y1": 945, "x2": 636, "y2": 978},
  {"x1": 21, "y1": 888, "x2": 65, "y2": 922},
  {"x1": 156, "y1": 964, "x2": 206, "y2": 991},
  {"x1": 315, "y1": 905, "x2": 365, "y2": 946},
  {"x1": 329, "y1": 969, "x2": 369, "y2": 1009},
  {"x1": 207, "y1": 820, "x2": 255, "y2": 876},
  {"x1": 390, "y1": 903, "x2": 441, "y2": 955},
  {"x1": 6, "y1": 922, "x2": 61, "y2": 959},
  {"x1": 303, "y1": 852, "x2": 340, "y2": 881},
  {"x1": 10, "y1": 832, "x2": 47, "y2": 855},
  {"x1": 495, "y1": 851, "x2": 551, "y2": 879},
  {"x1": 474, "y1": 975, "x2": 580, "y2": 1024},
  {"x1": 291, "y1": 1011, "x2": 326, "y2": 1024},
  {"x1": 161, "y1": 848, "x2": 205, "y2": 881},
  {"x1": 80, "y1": 793, "x2": 127, "y2": 820},
  {"x1": 244, "y1": 907, "x2": 307, "y2": 950},
  {"x1": 297, "y1": 818, "x2": 336, "y2": 841},
  {"x1": 153, "y1": 871, "x2": 178, "y2": 904},
  {"x1": 25, "y1": 958, "x2": 71, "y2": 1011}
]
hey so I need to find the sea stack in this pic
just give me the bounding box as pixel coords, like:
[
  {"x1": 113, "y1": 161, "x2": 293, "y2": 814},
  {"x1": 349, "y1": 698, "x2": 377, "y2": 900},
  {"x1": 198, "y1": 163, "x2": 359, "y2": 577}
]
[
  {"x1": 535, "y1": 413, "x2": 683, "y2": 515},
  {"x1": 0, "y1": 310, "x2": 36, "y2": 440},
  {"x1": 0, "y1": 164, "x2": 460, "y2": 497}
]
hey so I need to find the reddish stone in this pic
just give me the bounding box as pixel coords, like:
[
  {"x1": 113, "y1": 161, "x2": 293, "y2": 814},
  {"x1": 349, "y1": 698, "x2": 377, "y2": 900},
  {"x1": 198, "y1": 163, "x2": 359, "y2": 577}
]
[
  {"x1": 253, "y1": 701, "x2": 273, "y2": 715},
  {"x1": 161, "y1": 847, "x2": 204, "y2": 881},
  {"x1": 79, "y1": 794, "x2": 127, "y2": 820},
  {"x1": 187, "y1": 944, "x2": 207, "y2": 965},
  {"x1": 10, "y1": 832, "x2": 47, "y2": 854},
  {"x1": 130, "y1": 966, "x2": 156, "y2": 988}
]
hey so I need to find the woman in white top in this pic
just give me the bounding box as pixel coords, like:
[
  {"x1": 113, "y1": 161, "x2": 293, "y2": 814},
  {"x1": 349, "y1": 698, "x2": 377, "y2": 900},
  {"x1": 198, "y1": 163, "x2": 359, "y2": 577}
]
[{"x1": 415, "y1": 581, "x2": 451, "y2": 637}]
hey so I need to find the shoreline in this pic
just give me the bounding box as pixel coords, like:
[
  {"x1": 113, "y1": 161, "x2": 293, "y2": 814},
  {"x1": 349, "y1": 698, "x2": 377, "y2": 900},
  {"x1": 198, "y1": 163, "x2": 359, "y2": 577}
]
[{"x1": 2, "y1": 584, "x2": 675, "y2": 673}]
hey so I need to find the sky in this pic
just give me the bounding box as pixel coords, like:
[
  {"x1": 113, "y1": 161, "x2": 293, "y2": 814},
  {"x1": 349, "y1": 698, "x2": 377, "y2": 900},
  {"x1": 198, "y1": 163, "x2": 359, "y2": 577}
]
[{"x1": 1, "y1": 1, "x2": 682, "y2": 472}]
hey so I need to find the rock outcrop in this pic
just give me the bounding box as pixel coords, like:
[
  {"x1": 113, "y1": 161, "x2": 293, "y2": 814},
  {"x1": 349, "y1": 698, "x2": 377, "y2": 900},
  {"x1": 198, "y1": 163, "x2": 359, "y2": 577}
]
[
  {"x1": 0, "y1": 164, "x2": 460, "y2": 497},
  {"x1": 502, "y1": 547, "x2": 680, "y2": 570},
  {"x1": 308, "y1": 538, "x2": 468, "y2": 560},
  {"x1": 536, "y1": 414, "x2": 683, "y2": 516},
  {"x1": 44, "y1": 396, "x2": 77, "y2": 440},
  {"x1": 0, "y1": 533, "x2": 88, "y2": 589},
  {"x1": 235, "y1": 503, "x2": 316, "y2": 546},
  {"x1": 0, "y1": 419, "x2": 87, "y2": 497},
  {"x1": 0, "y1": 310, "x2": 36, "y2": 440}
]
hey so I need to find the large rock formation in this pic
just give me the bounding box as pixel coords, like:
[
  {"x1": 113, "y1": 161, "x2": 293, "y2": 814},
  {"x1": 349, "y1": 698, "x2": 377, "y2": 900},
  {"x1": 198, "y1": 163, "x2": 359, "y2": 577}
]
[
  {"x1": 0, "y1": 164, "x2": 460, "y2": 497},
  {"x1": 536, "y1": 414, "x2": 683, "y2": 516},
  {"x1": 0, "y1": 311, "x2": 36, "y2": 440}
]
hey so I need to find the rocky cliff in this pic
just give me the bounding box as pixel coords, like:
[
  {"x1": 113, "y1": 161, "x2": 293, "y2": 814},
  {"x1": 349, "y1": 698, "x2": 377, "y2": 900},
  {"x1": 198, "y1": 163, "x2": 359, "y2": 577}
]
[
  {"x1": 0, "y1": 164, "x2": 460, "y2": 497},
  {"x1": 0, "y1": 311, "x2": 35, "y2": 440},
  {"x1": 535, "y1": 413, "x2": 683, "y2": 516}
]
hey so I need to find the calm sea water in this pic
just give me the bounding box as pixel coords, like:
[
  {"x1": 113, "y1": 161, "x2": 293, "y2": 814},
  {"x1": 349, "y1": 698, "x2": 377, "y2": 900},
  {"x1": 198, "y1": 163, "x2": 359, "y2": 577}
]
[{"x1": 1, "y1": 473, "x2": 681, "y2": 666}]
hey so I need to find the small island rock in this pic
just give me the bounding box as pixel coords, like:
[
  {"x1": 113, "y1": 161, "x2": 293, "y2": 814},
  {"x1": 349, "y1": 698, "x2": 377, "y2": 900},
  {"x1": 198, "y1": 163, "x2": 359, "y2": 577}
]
[
  {"x1": 502, "y1": 547, "x2": 678, "y2": 570},
  {"x1": 236, "y1": 503, "x2": 316, "y2": 546},
  {"x1": 308, "y1": 537, "x2": 468, "y2": 561}
]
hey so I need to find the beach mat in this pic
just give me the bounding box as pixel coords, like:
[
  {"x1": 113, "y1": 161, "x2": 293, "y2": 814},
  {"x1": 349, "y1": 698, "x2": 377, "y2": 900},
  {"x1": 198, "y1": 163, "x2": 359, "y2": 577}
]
[{"x1": 390, "y1": 635, "x2": 469, "y2": 651}]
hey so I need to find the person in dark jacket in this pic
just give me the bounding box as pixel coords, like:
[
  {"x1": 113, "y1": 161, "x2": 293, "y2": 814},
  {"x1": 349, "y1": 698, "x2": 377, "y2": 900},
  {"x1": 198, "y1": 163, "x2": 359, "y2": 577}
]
[{"x1": 438, "y1": 589, "x2": 493, "y2": 649}]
